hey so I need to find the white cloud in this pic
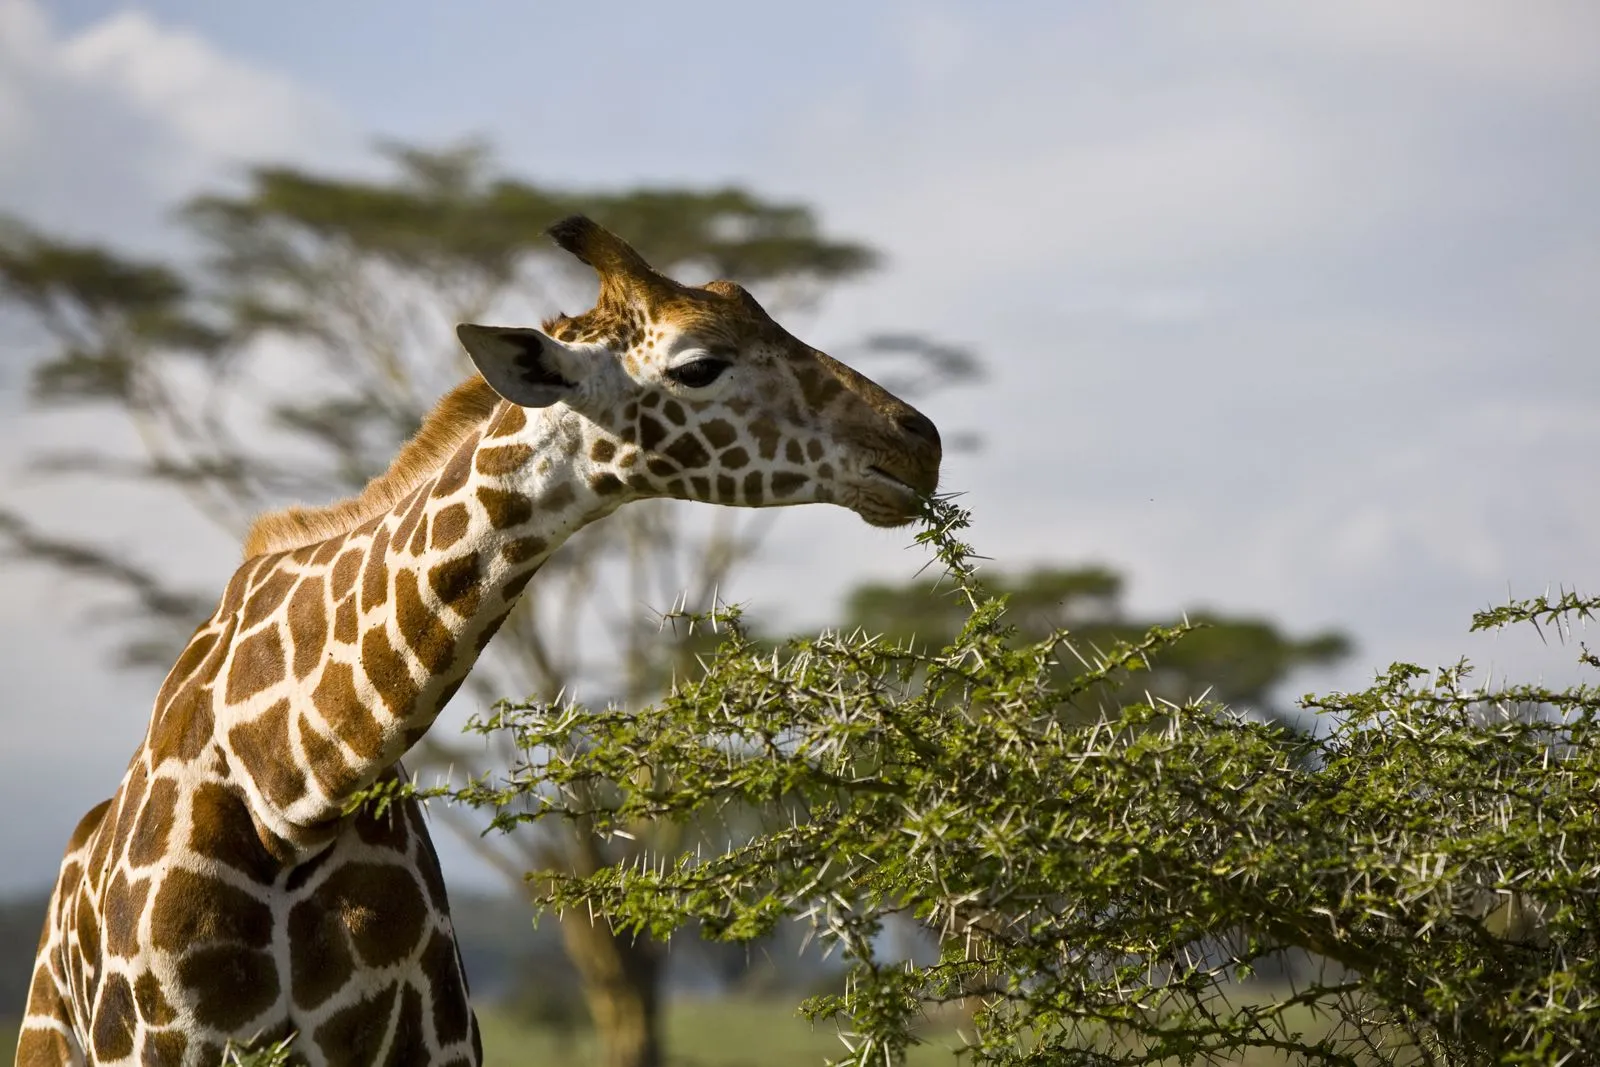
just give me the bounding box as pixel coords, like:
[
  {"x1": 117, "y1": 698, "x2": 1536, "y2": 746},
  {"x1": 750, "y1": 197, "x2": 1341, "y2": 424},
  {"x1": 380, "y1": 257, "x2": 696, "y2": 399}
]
[
  {"x1": 58, "y1": 10, "x2": 345, "y2": 169},
  {"x1": 0, "y1": 0, "x2": 352, "y2": 244}
]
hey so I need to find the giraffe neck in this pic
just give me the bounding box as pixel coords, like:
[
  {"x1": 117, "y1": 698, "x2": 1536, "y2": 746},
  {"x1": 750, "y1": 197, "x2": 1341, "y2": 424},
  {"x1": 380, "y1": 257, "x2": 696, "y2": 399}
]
[{"x1": 208, "y1": 398, "x2": 620, "y2": 850}]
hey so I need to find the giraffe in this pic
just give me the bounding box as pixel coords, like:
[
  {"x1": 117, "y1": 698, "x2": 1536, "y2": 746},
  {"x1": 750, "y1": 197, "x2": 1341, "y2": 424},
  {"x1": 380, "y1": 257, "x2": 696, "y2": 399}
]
[{"x1": 16, "y1": 215, "x2": 942, "y2": 1067}]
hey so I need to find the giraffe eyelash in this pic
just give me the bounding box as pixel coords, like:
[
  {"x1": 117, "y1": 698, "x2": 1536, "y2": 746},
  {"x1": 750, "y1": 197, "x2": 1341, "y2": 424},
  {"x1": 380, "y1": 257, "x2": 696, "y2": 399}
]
[{"x1": 664, "y1": 358, "x2": 731, "y2": 389}]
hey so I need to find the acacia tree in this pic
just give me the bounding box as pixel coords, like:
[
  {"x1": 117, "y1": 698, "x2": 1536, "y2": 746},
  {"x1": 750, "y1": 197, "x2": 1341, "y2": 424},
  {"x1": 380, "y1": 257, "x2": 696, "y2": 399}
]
[
  {"x1": 443, "y1": 498, "x2": 1599, "y2": 1065},
  {"x1": 838, "y1": 565, "x2": 1350, "y2": 725},
  {"x1": 0, "y1": 142, "x2": 978, "y2": 1067}
]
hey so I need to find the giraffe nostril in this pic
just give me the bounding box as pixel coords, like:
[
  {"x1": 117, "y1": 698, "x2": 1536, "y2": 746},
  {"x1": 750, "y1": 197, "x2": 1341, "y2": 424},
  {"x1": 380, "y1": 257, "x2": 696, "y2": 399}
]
[{"x1": 897, "y1": 410, "x2": 941, "y2": 450}]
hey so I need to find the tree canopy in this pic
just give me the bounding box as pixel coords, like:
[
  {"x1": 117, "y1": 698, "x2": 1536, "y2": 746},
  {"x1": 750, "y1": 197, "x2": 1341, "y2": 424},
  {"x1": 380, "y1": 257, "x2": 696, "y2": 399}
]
[
  {"x1": 414, "y1": 498, "x2": 1598, "y2": 1066},
  {"x1": 839, "y1": 564, "x2": 1350, "y2": 723}
]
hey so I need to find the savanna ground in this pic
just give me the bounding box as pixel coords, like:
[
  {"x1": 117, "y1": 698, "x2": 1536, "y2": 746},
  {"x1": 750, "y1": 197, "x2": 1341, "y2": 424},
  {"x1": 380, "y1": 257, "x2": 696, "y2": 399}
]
[{"x1": 0, "y1": 992, "x2": 1355, "y2": 1066}]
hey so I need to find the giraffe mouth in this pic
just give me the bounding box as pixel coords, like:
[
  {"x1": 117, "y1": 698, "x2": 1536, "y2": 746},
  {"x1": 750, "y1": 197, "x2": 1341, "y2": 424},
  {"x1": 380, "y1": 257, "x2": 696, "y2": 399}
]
[
  {"x1": 866, "y1": 466, "x2": 919, "y2": 495},
  {"x1": 856, "y1": 465, "x2": 925, "y2": 527}
]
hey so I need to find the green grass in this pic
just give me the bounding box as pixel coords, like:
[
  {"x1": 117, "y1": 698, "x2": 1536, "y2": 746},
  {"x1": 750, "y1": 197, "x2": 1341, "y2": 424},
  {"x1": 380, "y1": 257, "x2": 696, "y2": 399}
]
[
  {"x1": 3, "y1": 994, "x2": 1357, "y2": 1065},
  {"x1": 479, "y1": 997, "x2": 966, "y2": 1067},
  {"x1": 0, "y1": 1003, "x2": 961, "y2": 1066}
]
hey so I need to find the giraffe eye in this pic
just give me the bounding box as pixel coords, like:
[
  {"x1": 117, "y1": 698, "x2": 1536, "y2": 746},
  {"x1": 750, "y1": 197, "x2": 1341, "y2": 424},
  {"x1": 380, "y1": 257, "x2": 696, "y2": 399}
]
[{"x1": 665, "y1": 358, "x2": 730, "y2": 389}]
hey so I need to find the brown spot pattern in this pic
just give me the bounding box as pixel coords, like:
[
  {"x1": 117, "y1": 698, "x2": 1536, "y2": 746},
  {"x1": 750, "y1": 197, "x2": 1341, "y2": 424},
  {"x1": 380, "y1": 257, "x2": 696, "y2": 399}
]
[
  {"x1": 639, "y1": 415, "x2": 668, "y2": 451},
  {"x1": 429, "y1": 553, "x2": 482, "y2": 615},
  {"x1": 362, "y1": 624, "x2": 420, "y2": 719},
  {"x1": 151, "y1": 630, "x2": 218, "y2": 715},
  {"x1": 702, "y1": 418, "x2": 737, "y2": 449},
  {"x1": 664, "y1": 433, "x2": 710, "y2": 469},
  {"x1": 226, "y1": 626, "x2": 286, "y2": 703},
  {"x1": 431, "y1": 502, "x2": 470, "y2": 550},
  {"x1": 216, "y1": 562, "x2": 256, "y2": 618},
  {"x1": 288, "y1": 575, "x2": 328, "y2": 680},
  {"x1": 324, "y1": 863, "x2": 428, "y2": 968},
  {"x1": 190, "y1": 782, "x2": 280, "y2": 884},
  {"x1": 499, "y1": 567, "x2": 537, "y2": 606},
  {"x1": 90, "y1": 971, "x2": 136, "y2": 1061},
  {"x1": 422, "y1": 930, "x2": 472, "y2": 1044},
  {"x1": 392, "y1": 484, "x2": 430, "y2": 555},
  {"x1": 176, "y1": 945, "x2": 279, "y2": 1030},
  {"x1": 288, "y1": 897, "x2": 356, "y2": 1009},
  {"x1": 285, "y1": 841, "x2": 337, "y2": 893},
  {"x1": 101, "y1": 870, "x2": 149, "y2": 958},
  {"x1": 396, "y1": 568, "x2": 455, "y2": 674},
  {"x1": 316, "y1": 984, "x2": 398, "y2": 1065},
  {"x1": 772, "y1": 472, "x2": 808, "y2": 498},
  {"x1": 487, "y1": 403, "x2": 525, "y2": 437},
  {"x1": 229, "y1": 699, "x2": 307, "y2": 811},
  {"x1": 331, "y1": 550, "x2": 363, "y2": 601},
  {"x1": 361, "y1": 525, "x2": 392, "y2": 613},
  {"x1": 334, "y1": 595, "x2": 359, "y2": 644},
  {"x1": 407, "y1": 510, "x2": 430, "y2": 556},
  {"x1": 313, "y1": 661, "x2": 384, "y2": 761},
  {"x1": 107, "y1": 767, "x2": 147, "y2": 862},
  {"x1": 148, "y1": 619, "x2": 231, "y2": 767},
  {"x1": 142, "y1": 1030, "x2": 187, "y2": 1064},
  {"x1": 241, "y1": 569, "x2": 295, "y2": 629},
  {"x1": 301, "y1": 714, "x2": 360, "y2": 800},
  {"x1": 126, "y1": 778, "x2": 178, "y2": 868},
  {"x1": 432, "y1": 435, "x2": 478, "y2": 499},
  {"x1": 476, "y1": 487, "x2": 532, "y2": 529},
  {"x1": 75, "y1": 893, "x2": 100, "y2": 974},
  {"x1": 134, "y1": 970, "x2": 176, "y2": 1025},
  {"x1": 751, "y1": 419, "x2": 781, "y2": 460},
  {"x1": 149, "y1": 868, "x2": 273, "y2": 951},
  {"x1": 475, "y1": 443, "x2": 533, "y2": 476},
  {"x1": 473, "y1": 608, "x2": 515, "y2": 654},
  {"x1": 388, "y1": 985, "x2": 429, "y2": 1067}
]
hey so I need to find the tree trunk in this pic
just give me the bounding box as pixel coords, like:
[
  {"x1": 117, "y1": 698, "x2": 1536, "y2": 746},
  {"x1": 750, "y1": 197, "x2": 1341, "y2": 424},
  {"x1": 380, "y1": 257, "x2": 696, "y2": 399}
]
[{"x1": 557, "y1": 909, "x2": 663, "y2": 1067}]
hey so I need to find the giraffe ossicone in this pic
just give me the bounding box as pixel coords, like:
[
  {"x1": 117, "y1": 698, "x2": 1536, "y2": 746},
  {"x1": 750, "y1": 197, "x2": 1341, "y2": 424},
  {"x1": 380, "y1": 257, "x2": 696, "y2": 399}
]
[{"x1": 17, "y1": 215, "x2": 941, "y2": 1067}]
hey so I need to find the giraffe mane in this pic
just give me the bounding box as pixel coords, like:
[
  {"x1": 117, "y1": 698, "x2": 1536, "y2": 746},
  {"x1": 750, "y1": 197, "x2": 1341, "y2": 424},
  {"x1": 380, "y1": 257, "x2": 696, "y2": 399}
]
[{"x1": 241, "y1": 376, "x2": 503, "y2": 559}]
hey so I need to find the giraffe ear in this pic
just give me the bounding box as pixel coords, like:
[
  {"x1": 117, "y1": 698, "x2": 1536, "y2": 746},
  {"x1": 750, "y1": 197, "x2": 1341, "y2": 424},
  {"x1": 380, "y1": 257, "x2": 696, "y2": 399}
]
[{"x1": 456, "y1": 324, "x2": 580, "y2": 408}]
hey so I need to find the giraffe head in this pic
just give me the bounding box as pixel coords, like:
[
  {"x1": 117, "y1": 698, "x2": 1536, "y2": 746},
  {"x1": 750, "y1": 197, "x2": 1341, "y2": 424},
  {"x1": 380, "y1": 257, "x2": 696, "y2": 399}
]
[{"x1": 456, "y1": 216, "x2": 940, "y2": 527}]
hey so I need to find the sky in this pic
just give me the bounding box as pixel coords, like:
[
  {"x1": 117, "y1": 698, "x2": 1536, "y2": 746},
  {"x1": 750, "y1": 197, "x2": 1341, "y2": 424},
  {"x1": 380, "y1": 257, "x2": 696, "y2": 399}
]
[{"x1": 0, "y1": 0, "x2": 1597, "y2": 895}]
